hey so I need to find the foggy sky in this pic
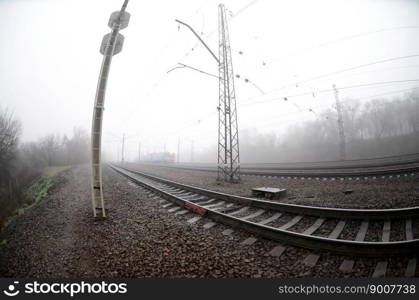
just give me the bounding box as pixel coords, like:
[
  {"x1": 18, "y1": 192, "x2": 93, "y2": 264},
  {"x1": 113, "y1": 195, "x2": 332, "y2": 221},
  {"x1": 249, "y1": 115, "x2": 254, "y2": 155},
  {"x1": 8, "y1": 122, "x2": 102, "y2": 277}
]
[{"x1": 1, "y1": 0, "x2": 419, "y2": 162}]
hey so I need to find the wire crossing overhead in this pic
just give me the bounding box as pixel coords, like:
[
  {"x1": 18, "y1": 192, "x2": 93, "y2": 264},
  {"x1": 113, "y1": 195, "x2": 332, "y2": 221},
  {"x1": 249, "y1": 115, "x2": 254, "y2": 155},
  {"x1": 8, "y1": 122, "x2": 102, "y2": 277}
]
[
  {"x1": 333, "y1": 84, "x2": 346, "y2": 161},
  {"x1": 91, "y1": 0, "x2": 130, "y2": 219},
  {"x1": 218, "y1": 4, "x2": 241, "y2": 183}
]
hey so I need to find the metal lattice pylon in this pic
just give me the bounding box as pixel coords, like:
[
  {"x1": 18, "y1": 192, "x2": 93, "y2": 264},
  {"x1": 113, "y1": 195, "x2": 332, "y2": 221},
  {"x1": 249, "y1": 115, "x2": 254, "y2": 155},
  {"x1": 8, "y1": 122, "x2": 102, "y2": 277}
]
[{"x1": 217, "y1": 4, "x2": 241, "y2": 183}]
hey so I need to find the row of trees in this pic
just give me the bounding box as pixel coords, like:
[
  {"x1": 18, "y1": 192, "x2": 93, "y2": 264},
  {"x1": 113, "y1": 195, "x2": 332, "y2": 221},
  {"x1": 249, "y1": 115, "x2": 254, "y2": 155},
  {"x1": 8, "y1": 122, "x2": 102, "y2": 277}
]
[
  {"x1": 0, "y1": 106, "x2": 89, "y2": 226},
  {"x1": 196, "y1": 91, "x2": 419, "y2": 163},
  {"x1": 277, "y1": 90, "x2": 419, "y2": 162}
]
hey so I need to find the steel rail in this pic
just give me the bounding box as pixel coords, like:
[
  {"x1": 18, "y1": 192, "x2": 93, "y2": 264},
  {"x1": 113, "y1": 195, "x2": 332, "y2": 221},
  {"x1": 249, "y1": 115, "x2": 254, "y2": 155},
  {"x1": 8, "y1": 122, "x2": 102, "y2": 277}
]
[
  {"x1": 141, "y1": 161, "x2": 419, "y2": 178},
  {"x1": 109, "y1": 165, "x2": 419, "y2": 256},
  {"x1": 113, "y1": 165, "x2": 419, "y2": 220}
]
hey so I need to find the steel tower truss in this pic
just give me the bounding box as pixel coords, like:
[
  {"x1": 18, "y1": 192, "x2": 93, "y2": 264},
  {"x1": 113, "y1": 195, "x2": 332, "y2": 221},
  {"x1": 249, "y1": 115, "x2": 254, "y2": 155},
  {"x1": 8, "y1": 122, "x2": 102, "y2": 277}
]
[{"x1": 217, "y1": 4, "x2": 241, "y2": 183}]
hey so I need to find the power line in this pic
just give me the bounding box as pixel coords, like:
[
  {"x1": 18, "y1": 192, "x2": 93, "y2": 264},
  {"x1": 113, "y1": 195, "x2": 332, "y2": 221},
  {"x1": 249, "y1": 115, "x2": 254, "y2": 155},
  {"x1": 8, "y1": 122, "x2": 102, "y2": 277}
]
[
  {"x1": 241, "y1": 79, "x2": 419, "y2": 108},
  {"x1": 263, "y1": 54, "x2": 419, "y2": 96}
]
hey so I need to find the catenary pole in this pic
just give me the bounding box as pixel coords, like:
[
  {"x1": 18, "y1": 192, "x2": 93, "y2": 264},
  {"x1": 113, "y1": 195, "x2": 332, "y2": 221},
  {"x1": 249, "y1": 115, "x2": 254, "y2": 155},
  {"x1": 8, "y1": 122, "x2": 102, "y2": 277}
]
[{"x1": 90, "y1": 0, "x2": 130, "y2": 218}]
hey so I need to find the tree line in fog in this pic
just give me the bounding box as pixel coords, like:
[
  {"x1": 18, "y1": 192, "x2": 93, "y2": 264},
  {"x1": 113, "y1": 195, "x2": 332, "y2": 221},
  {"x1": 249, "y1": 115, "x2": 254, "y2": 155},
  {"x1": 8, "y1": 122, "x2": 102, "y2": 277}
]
[
  {"x1": 197, "y1": 91, "x2": 419, "y2": 163},
  {"x1": 0, "y1": 106, "x2": 89, "y2": 225}
]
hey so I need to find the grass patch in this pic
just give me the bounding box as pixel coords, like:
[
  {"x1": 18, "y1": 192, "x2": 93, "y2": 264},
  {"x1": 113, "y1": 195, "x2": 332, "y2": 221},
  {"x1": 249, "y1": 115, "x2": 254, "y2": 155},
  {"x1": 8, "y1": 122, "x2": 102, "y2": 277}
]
[
  {"x1": 0, "y1": 239, "x2": 7, "y2": 245},
  {"x1": 2, "y1": 165, "x2": 70, "y2": 229},
  {"x1": 42, "y1": 166, "x2": 71, "y2": 178}
]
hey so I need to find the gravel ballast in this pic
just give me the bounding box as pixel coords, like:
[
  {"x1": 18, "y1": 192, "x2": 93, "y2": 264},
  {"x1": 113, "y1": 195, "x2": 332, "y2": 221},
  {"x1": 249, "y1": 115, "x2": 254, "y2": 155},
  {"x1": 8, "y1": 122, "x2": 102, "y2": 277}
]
[
  {"x1": 124, "y1": 163, "x2": 419, "y2": 209},
  {"x1": 0, "y1": 165, "x2": 416, "y2": 278}
]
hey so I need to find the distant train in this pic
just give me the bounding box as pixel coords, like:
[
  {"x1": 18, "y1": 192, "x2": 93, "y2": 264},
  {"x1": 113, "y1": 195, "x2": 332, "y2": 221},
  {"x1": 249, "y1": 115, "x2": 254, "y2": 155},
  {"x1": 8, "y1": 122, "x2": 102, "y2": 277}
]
[{"x1": 142, "y1": 152, "x2": 175, "y2": 164}]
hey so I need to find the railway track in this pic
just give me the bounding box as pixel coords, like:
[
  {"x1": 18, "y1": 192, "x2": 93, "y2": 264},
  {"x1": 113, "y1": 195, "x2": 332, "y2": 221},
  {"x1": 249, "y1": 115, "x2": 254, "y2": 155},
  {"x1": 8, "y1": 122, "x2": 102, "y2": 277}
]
[
  {"x1": 147, "y1": 163, "x2": 419, "y2": 179},
  {"x1": 143, "y1": 153, "x2": 419, "y2": 179},
  {"x1": 110, "y1": 164, "x2": 419, "y2": 260}
]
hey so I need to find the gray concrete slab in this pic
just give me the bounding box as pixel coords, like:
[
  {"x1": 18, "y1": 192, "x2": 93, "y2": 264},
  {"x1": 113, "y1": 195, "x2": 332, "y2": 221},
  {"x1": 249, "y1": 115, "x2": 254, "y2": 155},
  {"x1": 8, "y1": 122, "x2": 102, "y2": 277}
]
[
  {"x1": 175, "y1": 209, "x2": 188, "y2": 215},
  {"x1": 382, "y1": 221, "x2": 391, "y2": 242},
  {"x1": 222, "y1": 229, "x2": 234, "y2": 236},
  {"x1": 258, "y1": 213, "x2": 282, "y2": 225},
  {"x1": 241, "y1": 209, "x2": 266, "y2": 221},
  {"x1": 328, "y1": 220, "x2": 346, "y2": 239},
  {"x1": 339, "y1": 260, "x2": 354, "y2": 273},
  {"x1": 268, "y1": 245, "x2": 286, "y2": 257},
  {"x1": 405, "y1": 258, "x2": 417, "y2": 277},
  {"x1": 303, "y1": 218, "x2": 325, "y2": 235},
  {"x1": 168, "y1": 206, "x2": 181, "y2": 213},
  {"x1": 355, "y1": 221, "x2": 369, "y2": 241},
  {"x1": 241, "y1": 237, "x2": 258, "y2": 245},
  {"x1": 279, "y1": 215, "x2": 303, "y2": 230},
  {"x1": 303, "y1": 254, "x2": 320, "y2": 267},
  {"x1": 187, "y1": 216, "x2": 202, "y2": 224},
  {"x1": 203, "y1": 222, "x2": 217, "y2": 229},
  {"x1": 406, "y1": 219, "x2": 413, "y2": 240},
  {"x1": 372, "y1": 261, "x2": 387, "y2": 278},
  {"x1": 228, "y1": 206, "x2": 249, "y2": 216}
]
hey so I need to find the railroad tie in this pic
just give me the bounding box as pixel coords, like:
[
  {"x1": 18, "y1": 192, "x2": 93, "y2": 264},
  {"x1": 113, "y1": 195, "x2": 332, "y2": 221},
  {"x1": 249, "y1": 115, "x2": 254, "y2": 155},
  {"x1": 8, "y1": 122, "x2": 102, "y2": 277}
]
[
  {"x1": 241, "y1": 209, "x2": 266, "y2": 221},
  {"x1": 203, "y1": 221, "x2": 217, "y2": 229},
  {"x1": 303, "y1": 254, "x2": 320, "y2": 267},
  {"x1": 162, "y1": 203, "x2": 173, "y2": 208},
  {"x1": 328, "y1": 220, "x2": 346, "y2": 239},
  {"x1": 406, "y1": 219, "x2": 413, "y2": 240},
  {"x1": 268, "y1": 245, "x2": 286, "y2": 257},
  {"x1": 382, "y1": 221, "x2": 391, "y2": 242},
  {"x1": 279, "y1": 215, "x2": 303, "y2": 230},
  {"x1": 228, "y1": 206, "x2": 249, "y2": 216},
  {"x1": 187, "y1": 216, "x2": 202, "y2": 224},
  {"x1": 355, "y1": 221, "x2": 369, "y2": 241},
  {"x1": 181, "y1": 195, "x2": 205, "y2": 201},
  {"x1": 194, "y1": 199, "x2": 216, "y2": 205},
  {"x1": 216, "y1": 205, "x2": 240, "y2": 213},
  {"x1": 405, "y1": 258, "x2": 417, "y2": 277},
  {"x1": 372, "y1": 261, "x2": 387, "y2": 278},
  {"x1": 188, "y1": 196, "x2": 209, "y2": 202},
  {"x1": 258, "y1": 213, "x2": 282, "y2": 225},
  {"x1": 222, "y1": 229, "x2": 234, "y2": 236},
  {"x1": 339, "y1": 259, "x2": 354, "y2": 273},
  {"x1": 175, "y1": 209, "x2": 188, "y2": 215},
  {"x1": 168, "y1": 206, "x2": 181, "y2": 213},
  {"x1": 303, "y1": 218, "x2": 325, "y2": 235},
  {"x1": 203, "y1": 201, "x2": 226, "y2": 209},
  {"x1": 241, "y1": 237, "x2": 258, "y2": 246}
]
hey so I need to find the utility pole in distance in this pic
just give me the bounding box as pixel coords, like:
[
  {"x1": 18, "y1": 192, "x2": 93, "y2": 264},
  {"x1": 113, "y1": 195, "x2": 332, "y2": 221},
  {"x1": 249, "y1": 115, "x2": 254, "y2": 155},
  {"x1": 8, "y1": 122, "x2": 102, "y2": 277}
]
[
  {"x1": 121, "y1": 133, "x2": 125, "y2": 164},
  {"x1": 190, "y1": 140, "x2": 194, "y2": 163},
  {"x1": 138, "y1": 142, "x2": 141, "y2": 162},
  {"x1": 177, "y1": 137, "x2": 180, "y2": 163},
  {"x1": 333, "y1": 84, "x2": 346, "y2": 160},
  {"x1": 90, "y1": 0, "x2": 130, "y2": 219}
]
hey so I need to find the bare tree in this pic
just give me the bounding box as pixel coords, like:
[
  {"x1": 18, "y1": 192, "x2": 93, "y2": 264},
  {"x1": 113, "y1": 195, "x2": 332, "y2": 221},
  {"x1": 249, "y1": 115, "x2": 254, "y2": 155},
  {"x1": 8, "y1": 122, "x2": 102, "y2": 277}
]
[{"x1": 0, "y1": 107, "x2": 21, "y2": 185}]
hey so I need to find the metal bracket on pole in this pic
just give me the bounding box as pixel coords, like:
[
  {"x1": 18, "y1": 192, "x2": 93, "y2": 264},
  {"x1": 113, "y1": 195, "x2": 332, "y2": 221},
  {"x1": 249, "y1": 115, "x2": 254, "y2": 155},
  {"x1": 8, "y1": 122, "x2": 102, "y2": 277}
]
[{"x1": 175, "y1": 19, "x2": 220, "y2": 65}]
